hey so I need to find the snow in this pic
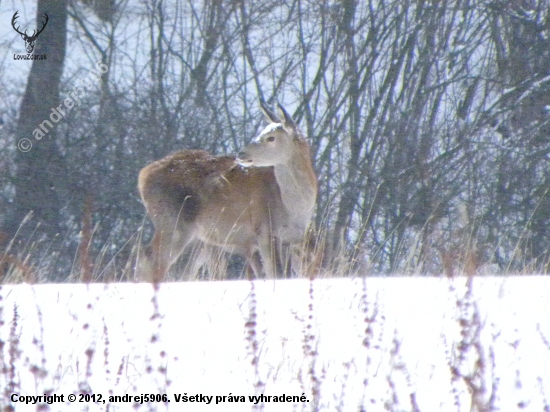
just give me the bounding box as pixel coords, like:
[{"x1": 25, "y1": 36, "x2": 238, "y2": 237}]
[
  {"x1": 1, "y1": 276, "x2": 549, "y2": 411},
  {"x1": 256, "y1": 123, "x2": 284, "y2": 141}
]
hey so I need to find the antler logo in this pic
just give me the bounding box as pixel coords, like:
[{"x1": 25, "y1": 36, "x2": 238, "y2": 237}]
[{"x1": 12, "y1": 11, "x2": 49, "y2": 54}]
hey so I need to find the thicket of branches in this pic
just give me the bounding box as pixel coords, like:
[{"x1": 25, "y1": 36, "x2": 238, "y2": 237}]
[{"x1": 1, "y1": 0, "x2": 550, "y2": 279}]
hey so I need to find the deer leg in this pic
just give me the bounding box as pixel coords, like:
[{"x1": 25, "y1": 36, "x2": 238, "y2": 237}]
[
  {"x1": 244, "y1": 250, "x2": 263, "y2": 280},
  {"x1": 188, "y1": 243, "x2": 229, "y2": 280},
  {"x1": 257, "y1": 233, "x2": 278, "y2": 278},
  {"x1": 273, "y1": 239, "x2": 292, "y2": 278},
  {"x1": 137, "y1": 226, "x2": 193, "y2": 283}
]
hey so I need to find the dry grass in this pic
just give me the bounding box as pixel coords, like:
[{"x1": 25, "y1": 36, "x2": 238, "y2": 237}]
[
  {"x1": 1, "y1": 209, "x2": 549, "y2": 410},
  {"x1": 3, "y1": 197, "x2": 550, "y2": 284}
]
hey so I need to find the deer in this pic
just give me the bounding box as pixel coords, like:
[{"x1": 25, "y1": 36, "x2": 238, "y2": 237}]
[
  {"x1": 136, "y1": 103, "x2": 318, "y2": 282},
  {"x1": 11, "y1": 11, "x2": 49, "y2": 54}
]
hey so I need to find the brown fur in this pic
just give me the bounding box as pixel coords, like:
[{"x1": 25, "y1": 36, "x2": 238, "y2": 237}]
[
  {"x1": 138, "y1": 150, "x2": 284, "y2": 248},
  {"x1": 137, "y1": 104, "x2": 318, "y2": 282},
  {"x1": 138, "y1": 150, "x2": 288, "y2": 280}
]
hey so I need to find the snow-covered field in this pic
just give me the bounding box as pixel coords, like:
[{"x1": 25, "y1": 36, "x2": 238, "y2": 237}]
[{"x1": 1, "y1": 276, "x2": 549, "y2": 411}]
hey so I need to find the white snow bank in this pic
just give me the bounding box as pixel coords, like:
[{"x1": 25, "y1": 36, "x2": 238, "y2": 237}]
[{"x1": 0, "y1": 276, "x2": 549, "y2": 411}]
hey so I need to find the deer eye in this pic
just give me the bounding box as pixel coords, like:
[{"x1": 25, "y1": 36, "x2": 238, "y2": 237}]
[{"x1": 267, "y1": 136, "x2": 275, "y2": 142}]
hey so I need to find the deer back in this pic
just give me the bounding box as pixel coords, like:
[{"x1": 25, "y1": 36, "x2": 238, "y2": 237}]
[{"x1": 139, "y1": 149, "x2": 285, "y2": 247}]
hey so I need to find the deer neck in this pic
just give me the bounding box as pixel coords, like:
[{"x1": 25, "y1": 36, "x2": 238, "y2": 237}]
[{"x1": 273, "y1": 149, "x2": 317, "y2": 232}]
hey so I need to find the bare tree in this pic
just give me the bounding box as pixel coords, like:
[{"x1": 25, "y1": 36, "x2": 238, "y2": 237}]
[
  {"x1": 6, "y1": 0, "x2": 68, "y2": 243},
  {"x1": 3, "y1": 0, "x2": 550, "y2": 280}
]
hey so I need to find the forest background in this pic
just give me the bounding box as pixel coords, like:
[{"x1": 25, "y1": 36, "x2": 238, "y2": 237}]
[{"x1": 1, "y1": 0, "x2": 550, "y2": 281}]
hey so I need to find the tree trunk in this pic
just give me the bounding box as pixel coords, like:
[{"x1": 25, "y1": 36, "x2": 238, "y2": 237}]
[{"x1": 6, "y1": 0, "x2": 68, "y2": 240}]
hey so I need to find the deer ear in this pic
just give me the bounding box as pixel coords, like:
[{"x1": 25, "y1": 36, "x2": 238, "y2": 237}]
[
  {"x1": 260, "y1": 101, "x2": 280, "y2": 124},
  {"x1": 277, "y1": 103, "x2": 297, "y2": 130}
]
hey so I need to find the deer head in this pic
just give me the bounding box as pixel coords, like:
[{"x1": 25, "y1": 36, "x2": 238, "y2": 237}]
[
  {"x1": 237, "y1": 102, "x2": 301, "y2": 167},
  {"x1": 12, "y1": 11, "x2": 49, "y2": 54}
]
